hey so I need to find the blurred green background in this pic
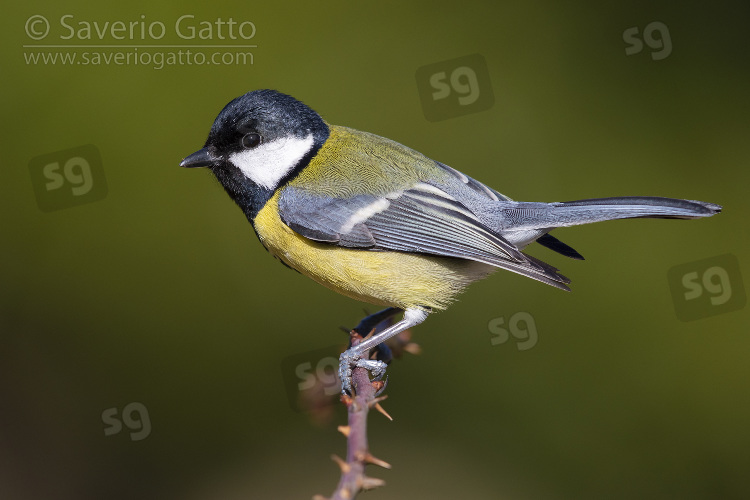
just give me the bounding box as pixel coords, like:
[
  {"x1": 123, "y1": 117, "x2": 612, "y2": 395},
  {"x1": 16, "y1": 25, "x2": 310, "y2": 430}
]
[{"x1": 2, "y1": 1, "x2": 749, "y2": 499}]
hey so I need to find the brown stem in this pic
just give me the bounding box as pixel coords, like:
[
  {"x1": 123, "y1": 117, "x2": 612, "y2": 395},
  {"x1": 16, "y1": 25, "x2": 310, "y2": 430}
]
[{"x1": 315, "y1": 333, "x2": 392, "y2": 500}]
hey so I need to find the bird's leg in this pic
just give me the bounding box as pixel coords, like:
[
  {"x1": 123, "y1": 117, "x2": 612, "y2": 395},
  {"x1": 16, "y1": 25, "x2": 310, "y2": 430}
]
[
  {"x1": 339, "y1": 308, "x2": 429, "y2": 395},
  {"x1": 351, "y1": 307, "x2": 403, "y2": 336},
  {"x1": 350, "y1": 307, "x2": 402, "y2": 364}
]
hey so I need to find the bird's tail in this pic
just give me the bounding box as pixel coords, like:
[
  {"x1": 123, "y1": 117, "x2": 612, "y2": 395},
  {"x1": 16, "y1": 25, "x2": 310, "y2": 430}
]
[
  {"x1": 504, "y1": 196, "x2": 721, "y2": 231},
  {"x1": 500, "y1": 196, "x2": 721, "y2": 261}
]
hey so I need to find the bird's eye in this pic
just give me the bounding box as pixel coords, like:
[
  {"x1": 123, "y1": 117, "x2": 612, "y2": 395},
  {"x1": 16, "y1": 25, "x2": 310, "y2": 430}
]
[{"x1": 241, "y1": 133, "x2": 262, "y2": 149}]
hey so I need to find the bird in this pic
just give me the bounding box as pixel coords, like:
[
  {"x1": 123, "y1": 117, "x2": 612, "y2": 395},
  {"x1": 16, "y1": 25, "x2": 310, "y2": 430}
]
[{"x1": 180, "y1": 89, "x2": 721, "y2": 394}]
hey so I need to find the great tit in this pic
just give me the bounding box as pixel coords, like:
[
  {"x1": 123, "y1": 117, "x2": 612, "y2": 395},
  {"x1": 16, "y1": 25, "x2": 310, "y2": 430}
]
[{"x1": 181, "y1": 89, "x2": 721, "y2": 393}]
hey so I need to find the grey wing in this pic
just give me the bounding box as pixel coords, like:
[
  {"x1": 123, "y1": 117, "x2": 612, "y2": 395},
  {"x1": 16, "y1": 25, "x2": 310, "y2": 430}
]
[
  {"x1": 434, "y1": 161, "x2": 585, "y2": 260},
  {"x1": 434, "y1": 161, "x2": 512, "y2": 202},
  {"x1": 278, "y1": 183, "x2": 571, "y2": 290}
]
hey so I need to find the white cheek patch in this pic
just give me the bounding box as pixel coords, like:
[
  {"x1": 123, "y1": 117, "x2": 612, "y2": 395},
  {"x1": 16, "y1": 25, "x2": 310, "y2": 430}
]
[{"x1": 228, "y1": 134, "x2": 314, "y2": 189}]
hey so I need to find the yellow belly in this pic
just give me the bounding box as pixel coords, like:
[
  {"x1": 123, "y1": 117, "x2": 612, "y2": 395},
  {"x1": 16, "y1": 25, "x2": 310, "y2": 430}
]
[{"x1": 253, "y1": 192, "x2": 494, "y2": 311}]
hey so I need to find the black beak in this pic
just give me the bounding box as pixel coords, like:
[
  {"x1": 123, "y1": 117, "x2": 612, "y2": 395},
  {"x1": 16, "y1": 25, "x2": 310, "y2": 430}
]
[{"x1": 180, "y1": 147, "x2": 218, "y2": 168}]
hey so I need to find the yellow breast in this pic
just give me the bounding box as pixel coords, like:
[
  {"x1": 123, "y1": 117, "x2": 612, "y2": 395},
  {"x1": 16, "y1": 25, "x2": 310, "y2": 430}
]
[{"x1": 253, "y1": 192, "x2": 495, "y2": 311}]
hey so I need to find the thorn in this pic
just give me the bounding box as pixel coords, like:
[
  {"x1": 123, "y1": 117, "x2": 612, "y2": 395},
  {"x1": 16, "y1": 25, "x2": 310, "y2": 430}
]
[
  {"x1": 368, "y1": 395, "x2": 388, "y2": 408},
  {"x1": 340, "y1": 394, "x2": 354, "y2": 407},
  {"x1": 364, "y1": 452, "x2": 392, "y2": 469},
  {"x1": 359, "y1": 476, "x2": 386, "y2": 490},
  {"x1": 312, "y1": 496, "x2": 329, "y2": 500},
  {"x1": 404, "y1": 343, "x2": 422, "y2": 355},
  {"x1": 331, "y1": 454, "x2": 351, "y2": 474},
  {"x1": 371, "y1": 380, "x2": 385, "y2": 393},
  {"x1": 362, "y1": 327, "x2": 377, "y2": 341},
  {"x1": 374, "y1": 402, "x2": 393, "y2": 421},
  {"x1": 337, "y1": 425, "x2": 351, "y2": 437}
]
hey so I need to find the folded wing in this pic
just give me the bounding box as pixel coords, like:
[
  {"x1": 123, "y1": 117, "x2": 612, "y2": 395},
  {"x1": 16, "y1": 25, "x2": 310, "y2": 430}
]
[{"x1": 278, "y1": 183, "x2": 572, "y2": 290}]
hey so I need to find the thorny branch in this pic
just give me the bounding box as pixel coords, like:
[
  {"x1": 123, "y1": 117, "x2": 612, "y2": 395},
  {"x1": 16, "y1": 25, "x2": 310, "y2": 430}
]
[{"x1": 314, "y1": 317, "x2": 419, "y2": 500}]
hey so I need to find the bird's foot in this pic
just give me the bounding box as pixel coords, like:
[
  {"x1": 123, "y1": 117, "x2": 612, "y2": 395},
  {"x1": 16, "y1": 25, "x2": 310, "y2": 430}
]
[{"x1": 338, "y1": 349, "x2": 388, "y2": 395}]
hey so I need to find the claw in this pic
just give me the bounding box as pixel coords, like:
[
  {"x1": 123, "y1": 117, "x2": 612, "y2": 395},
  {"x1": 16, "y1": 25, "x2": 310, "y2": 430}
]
[{"x1": 374, "y1": 375, "x2": 388, "y2": 397}]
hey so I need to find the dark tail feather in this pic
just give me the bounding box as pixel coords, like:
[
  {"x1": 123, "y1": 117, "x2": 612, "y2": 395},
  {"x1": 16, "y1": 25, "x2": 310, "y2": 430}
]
[{"x1": 536, "y1": 234, "x2": 585, "y2": 260}]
